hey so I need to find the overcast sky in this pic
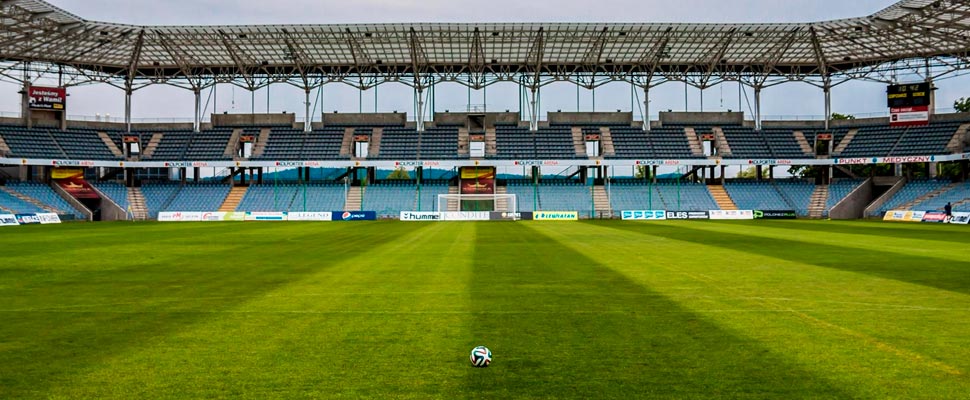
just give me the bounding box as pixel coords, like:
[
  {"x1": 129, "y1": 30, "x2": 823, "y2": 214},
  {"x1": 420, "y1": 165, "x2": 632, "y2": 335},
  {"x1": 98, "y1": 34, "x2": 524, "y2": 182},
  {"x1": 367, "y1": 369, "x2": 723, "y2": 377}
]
[{"x1": 2, "y1": 0, "x2": 967, "y2": 123}]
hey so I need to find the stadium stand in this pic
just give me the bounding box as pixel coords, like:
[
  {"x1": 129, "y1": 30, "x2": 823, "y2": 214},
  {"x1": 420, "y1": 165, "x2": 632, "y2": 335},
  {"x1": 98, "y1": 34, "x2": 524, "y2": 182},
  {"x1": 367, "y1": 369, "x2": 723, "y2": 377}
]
[
  {"x1": 0, "y1": 187, "x2": 49, "y2": 214},
  {"x1": 505, "y1": 181, "x2": 538, "y2": 212},
  {"x1": 364, "y1": 182, "x2": 418, "y2": 217},
  {"x1": 875, "y1": 179, "x2": 950, "y2": 216},
  {"x1": 536, "y1": 181, "x2": 593, "y2": 214},
  {"x1": 607, "y1": 127, "x2": 697, "y2": 159},
  {"x1": 91, "y1": 181, "x2": 130, "y2": 211},
  {"x1": 416, "y1": 183, "x2": 450, "y2": 211},
  {"x1": 141, "y1": 182, "x2": 182, "y2": 219},
  {"x1": 236, "y1": 183, "x2": 345, "y2": 212},
  {"x1": 910, "y1": 181, "x2": 970, "y2": 212},
  {"x1": 163, "y1": 184, "x2": 231, "y2": 212},
  {"x1": 4, "y1": 182, "x2": 84, "y2": 217},
  {"x1": 724, "y1": 181, "x2": 792, "y2": 211},
  {"x1": 826, "y1": 179, "x2": 865, "y2": 216},
  {"x1": 773, "y1": 180, "x2": 816, "y2": 216},
  {"x1": 255, "y1": 128, "x2": 345, "y2": 160}
]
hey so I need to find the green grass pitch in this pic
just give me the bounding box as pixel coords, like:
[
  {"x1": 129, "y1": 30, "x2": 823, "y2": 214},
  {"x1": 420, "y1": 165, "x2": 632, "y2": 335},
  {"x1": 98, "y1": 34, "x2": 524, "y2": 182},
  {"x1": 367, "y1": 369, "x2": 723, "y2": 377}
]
[{"x1": 1, "y1": 220, "x2": 969, "y2": 399}]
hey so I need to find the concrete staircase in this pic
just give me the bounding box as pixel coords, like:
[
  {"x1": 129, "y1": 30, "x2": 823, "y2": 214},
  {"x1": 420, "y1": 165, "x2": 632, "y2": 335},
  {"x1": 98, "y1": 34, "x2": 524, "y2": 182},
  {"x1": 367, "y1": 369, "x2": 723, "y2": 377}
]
[
  {"x1": 0, "y1": 186, "x2": 59, "y2": 213},
  {"x1": 225, "y1": 129, "x2": 243, "y2": 158},
  {"x1": 708, "y1": 185, "x2": 737, "y2": 210},
  {"x1": 833, "y1": 129, "x2": 858, "y2": 155},
  {"x1": 457, "y1": 128, "x2": 470, "y2": 157},
  {"x1": 98, "y1": 132, "x2": 125, "y2": 158},
  {"x1": 712, "y1": 127, "x2": 732, "y2": 157},
  {"x1": 494, "y1": 186, "x2": 511, "y2": 212},
  {"x1": 339, "y1": 128, "x2": 355, "y2": 158},
  {"x1": 251, "y1": 128, "x2": 272, "y2": 158},
  {"x1": 684, "y1": 128, "x2": 705, "y2": 157},
  {"x1": 592, "y1": 185, "x2": 611, "y2": 217},
  {"x1": 898, "y1": 182, "x2": 961, "y2": 210},
  {"x1": 369, "y1": 128, "x2": 384, "y2": 157},
  {"x1": 571, "y1": 127, "x2": 588, "y2": 157},
  {"x1": 141, "y1": 133, "x2": 164, "y2": 158},
  {"x1": 0, "y1": 134, "x2": 10, "y2": 156},
  {"x1": 485, "y1": 128, "x2": 498, "y2": 157},
  {"x1": 219, "y1": 186, "x2": 248, "y2": 212},
  {"x1": 127, "y1": 187, "x2": 149, "y2": 220},
  {"x1": 808, "y1": 185, "x2": 829, "y2": 218},
  {"x1": 344, "y1": 186, "x2": 364, "y2": 211},
  {"x1": 599, "y1": 127, "x2": 616, "y2": 157},
  {"x1": 445, "y1": 186, "x2": 461, "y2": 211},
  {"x1": 945, "y1": 123, "x2": 970, "y2": 153},
  {"x1": 793, "y1": 131, "x2": 814, "y2": 155}
]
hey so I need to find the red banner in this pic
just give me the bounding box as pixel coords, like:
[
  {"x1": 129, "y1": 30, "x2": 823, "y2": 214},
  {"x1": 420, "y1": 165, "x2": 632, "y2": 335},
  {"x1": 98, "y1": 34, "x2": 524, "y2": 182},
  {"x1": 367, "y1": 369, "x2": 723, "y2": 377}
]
[
  {"x1": 459, "y1": 167, "x2": 495, "y2": 195},
  {"x1": 890, "y1": 106, "x2": 929, "y2": 127},
  {"x1": 28, "y1": 86, "x2": 66, "y2": 111},
  {"x1": 54, "y1": 171, "x2": 100, "y2": 199}
]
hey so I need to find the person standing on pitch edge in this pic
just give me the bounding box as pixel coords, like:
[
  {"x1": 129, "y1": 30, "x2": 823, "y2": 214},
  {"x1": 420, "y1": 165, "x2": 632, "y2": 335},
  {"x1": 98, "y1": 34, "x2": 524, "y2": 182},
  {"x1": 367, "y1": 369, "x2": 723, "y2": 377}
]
[{"x1": 944, "y1": 202, "x2": 953, "y2": 223}]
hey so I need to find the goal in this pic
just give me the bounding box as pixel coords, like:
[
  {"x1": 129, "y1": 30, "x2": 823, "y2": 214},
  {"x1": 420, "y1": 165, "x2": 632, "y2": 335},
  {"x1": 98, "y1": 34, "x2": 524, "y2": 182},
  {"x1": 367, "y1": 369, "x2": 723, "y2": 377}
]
[{"x1": 436, "y1": 193, "x2": 517, "y2": 213}]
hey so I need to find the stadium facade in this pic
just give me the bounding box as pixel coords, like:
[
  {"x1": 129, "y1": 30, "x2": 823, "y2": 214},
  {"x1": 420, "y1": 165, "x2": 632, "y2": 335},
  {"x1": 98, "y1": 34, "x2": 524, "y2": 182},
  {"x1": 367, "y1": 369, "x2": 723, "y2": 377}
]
[{"x1": 0, "y1": 0, "x2": 968, "y2": 222}]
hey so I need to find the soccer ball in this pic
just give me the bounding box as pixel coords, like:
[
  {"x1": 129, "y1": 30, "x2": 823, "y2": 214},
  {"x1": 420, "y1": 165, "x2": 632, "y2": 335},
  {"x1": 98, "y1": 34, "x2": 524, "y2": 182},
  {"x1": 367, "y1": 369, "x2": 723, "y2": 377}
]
[{"x1": 469, "y1": 346, "x2": 491, "y2": 367}]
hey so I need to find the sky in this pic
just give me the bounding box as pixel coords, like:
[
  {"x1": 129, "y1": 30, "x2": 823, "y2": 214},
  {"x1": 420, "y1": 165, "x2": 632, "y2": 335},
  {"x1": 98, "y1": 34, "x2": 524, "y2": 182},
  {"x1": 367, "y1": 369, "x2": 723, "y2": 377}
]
[{"x1": 1, "y1": 0, "x2": 967, "y2": 124}]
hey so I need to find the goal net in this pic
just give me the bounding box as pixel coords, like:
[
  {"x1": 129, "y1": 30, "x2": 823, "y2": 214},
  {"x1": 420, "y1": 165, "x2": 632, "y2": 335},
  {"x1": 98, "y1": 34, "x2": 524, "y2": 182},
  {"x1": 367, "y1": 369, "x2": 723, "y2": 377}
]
[{"x1": 437, "y1": 193, "x2": 517, "y2": 213}]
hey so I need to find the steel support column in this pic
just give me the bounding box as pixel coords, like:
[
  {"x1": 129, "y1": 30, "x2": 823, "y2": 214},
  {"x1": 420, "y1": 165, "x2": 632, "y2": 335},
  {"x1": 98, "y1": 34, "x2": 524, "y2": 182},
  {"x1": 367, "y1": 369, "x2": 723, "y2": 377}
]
[
  {"x1": 643, "y1": 86, "x2": 650, "y2": 132},
  {"x1": 304, "y1": 89, "x2": 311, "y2": 132},
  {"x1": 193, "y1": 88, "x2": 201, "y2": 133},
  {"x1": 529, "y1": 87, "x2": 539, "y2": 132},
  {"x1": 125, "y1": 89, "x2": 132, "y2": 133},
  {"x1": 823, "y1": 79, "x2": 832, "y2": 131},
  {"x1": 416, "y1": 86, "x2": 426, "y2": 133},
  {"x1": 754, "y1": 85, "x2": 762, "y2": 131}
]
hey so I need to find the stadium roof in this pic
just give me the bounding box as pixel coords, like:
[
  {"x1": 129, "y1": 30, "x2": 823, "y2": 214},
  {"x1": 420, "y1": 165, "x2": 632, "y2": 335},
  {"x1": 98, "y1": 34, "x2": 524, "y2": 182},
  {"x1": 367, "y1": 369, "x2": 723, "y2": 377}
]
[{"x1": 1, "y1": 0, "x2": 969, "y2": 89}]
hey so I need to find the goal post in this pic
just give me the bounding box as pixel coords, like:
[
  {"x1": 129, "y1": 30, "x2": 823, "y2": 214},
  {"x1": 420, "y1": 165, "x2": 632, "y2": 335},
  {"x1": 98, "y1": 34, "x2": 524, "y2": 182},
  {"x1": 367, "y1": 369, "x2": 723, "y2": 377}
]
[{"x1": 437, "y1": 193, "x2": 517, "y2": 213}]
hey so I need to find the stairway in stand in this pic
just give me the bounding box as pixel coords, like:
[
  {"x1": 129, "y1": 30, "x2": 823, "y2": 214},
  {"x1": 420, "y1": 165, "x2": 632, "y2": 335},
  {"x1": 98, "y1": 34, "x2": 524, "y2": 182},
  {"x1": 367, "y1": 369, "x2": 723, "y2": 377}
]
[
  {"x1": 345, "y1": 186, "x2": 364, "y2": 211},
  {"x1": 898, "y1": 182, "x2": 960, "y2": 210},
  {"x1": 708, "y1": 185, "x2": 737, "y2": 210},
  {"x1": 0, "y1": 187, "x2": 60, "y2": 213},
  {"x1": 127, "y1": 187, "x2": 149, "y2": 220},
  {"x1": 219, "y1": 186, "x2": 248, "y2": 212},
  {"x1": 808, "y1": 185, "x2": 828, "y2": 219},
  {"x1": 592, "y1": 185, "x2": 611, "y2": 218}
]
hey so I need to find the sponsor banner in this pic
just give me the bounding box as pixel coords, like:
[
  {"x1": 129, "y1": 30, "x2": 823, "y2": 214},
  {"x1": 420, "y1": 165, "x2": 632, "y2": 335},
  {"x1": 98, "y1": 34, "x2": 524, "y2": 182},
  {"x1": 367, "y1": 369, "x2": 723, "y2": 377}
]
[
  {"x1": 921, "y1": 211, "x2": 948, "y2": 223},
  {"x1": 51, "y1": 168, "x2": 84, "y2": 180},
  {"x1": 36, "y1": 213, "x2": 62, "y2": 224},
  {"x1": 164, "y1": 161, "x2": 210, "y2": 168},
  {"x1": 15, "y1": 214, "x2": 42, "y2": 224},
  {"x1": 709, "y1": 210, "x2": 755, "y2": 220},
  {"x1": 489, "y1": 212, "x2": 533, "y2": 221},
  {"x1": 533, "y1": 211, "x2": 578, "y2": 221},
  {"x1": 513, "y1": 160, "x2": 560, "y2": 167},
  {"x1": 55, "y1": 175, "x2": 100, "y2": 199},
  {"x1": 333, "y1": 211, "x2": 377, "y2": 221},
  {"x1": 401, "y1": 211, "x2": 441, "y2": 221},
  {"x1": 441, "y1": 212, "x2": 490, "y2": 221},
  {"x1": 28, "y1": 86, "x2": 66, "y2": 110},
  {"x1": 665, "y1": 211, "x2": 710, "y2": 220},
  {"x1": 158, "y1": 212, "x2": 203, "y2": 222},
  {"x1": 51, "y1": 160, "x2": 95, "y2": 167},
  {"x1": 634, "y1": 160, "x2": 681, "y2": 166},
  {"x1": 245, "y1": 212, "x2": 286, "y2": 221},
  {"x1": 890, "y1": 106, "x2": 930, "y2": 128},
  {"x1": 400, "y1": 211, "x2": 491, "y2": 221},
  {"x1": 884, "y1": 210, "x2": 910, "y2": 222},
  {"x1": 460, "y1": 166, "x2": 496, "y2": 194},
  {"x1": 394, "y1": 160, "x2": 441, "y2": 168},
  {"x1": 754, "y1": 210, "x2": 797, "y2": 220},
  {"x1": 909, "y1": 211, "x2": 926, "y2": 222},
  {"x1": 621, "y1": 210, "x2": 667, "y2": 221},
  {"x1": 950, "y1": 212, "x2": 970, "y2": 225},
  {"x1": 0, "y1": 214, "x2": 19, "y2": 226},
  {"x1": 287, "y1": 212, "x2": 333, "y2": 221},
  {"x1": 275, "y1": 161, "x2": 321, "y2": 167}
]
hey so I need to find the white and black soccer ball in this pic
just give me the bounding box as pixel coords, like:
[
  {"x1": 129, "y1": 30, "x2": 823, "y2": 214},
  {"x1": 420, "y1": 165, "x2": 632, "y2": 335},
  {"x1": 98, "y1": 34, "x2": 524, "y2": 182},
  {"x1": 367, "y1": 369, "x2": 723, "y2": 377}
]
[{"x1": 469, "y1": 346, "x2": 491, "y2": 368}]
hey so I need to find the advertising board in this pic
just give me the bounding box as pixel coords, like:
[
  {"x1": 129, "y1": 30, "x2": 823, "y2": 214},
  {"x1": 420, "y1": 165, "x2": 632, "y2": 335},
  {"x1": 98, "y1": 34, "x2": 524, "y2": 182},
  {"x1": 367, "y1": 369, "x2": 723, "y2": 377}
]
[
  {"x1": 36, "y1": 213, "x2": 62, "y2": 224},
  {"x1": 664, "y1": 211, "x2": 710, "y2": 220},
  {"x1": 754, "y1": 210, "x2": 797, "y2": 220},
  {"x1": 950, "y1": 212, "x2": 970, "y2": 225},
  {"x1": 332, "y1": 211, "x2": 377, "y2": 221},
  {"x1": 708, "y1": 210, "x2": 754, "y2": 220},
  {"x1": 287, "y1": 212, "x2": 333, "y2": 221},
  {"x1": 15, "y1": 214, "x2": 42, "y2": 224},
  {"x1": 489, "y1": 212, "x2": 533, "y2": 221},
  {"x1": 621, "y1": 210, "x2": 667, "y2": 221},
  {"x1": 533, "y1": 211, "x2": 579, "y2": 221},
  {"x1": 0, "y1": 214, "x2": 19, "y2": 226},
  {"x1": 28, "y1": 86, "x2": 66, "y2": 110}
]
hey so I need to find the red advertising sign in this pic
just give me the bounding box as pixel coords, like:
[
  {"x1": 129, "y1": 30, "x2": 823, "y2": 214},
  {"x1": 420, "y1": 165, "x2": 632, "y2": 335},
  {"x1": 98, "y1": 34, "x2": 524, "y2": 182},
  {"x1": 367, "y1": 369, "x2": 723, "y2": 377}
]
[
  {"x1": 27, "y1": 86, "x2": 66, "y2": 111},
  {"x1": 890, "y1": 106, "x2": 929, "y2": 127},
  {"x1": 816, "y1": 133, "x2": 833, "y2": 141},
  {"x1": 460, "y1": 167, "x2": 495, "y2": 195}
]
